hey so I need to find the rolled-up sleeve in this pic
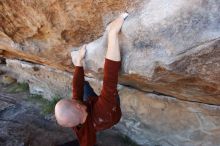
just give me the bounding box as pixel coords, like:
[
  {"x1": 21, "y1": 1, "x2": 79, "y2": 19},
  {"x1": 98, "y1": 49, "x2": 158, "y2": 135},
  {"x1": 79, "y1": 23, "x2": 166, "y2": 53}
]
[
  {"x1": 100, "y1": 58, "x2": 121, "y2": 104},
  {"x1": 92, "y1": 58, "x2": 121, "y2": 131},
  {"x1": 72, "y1": 66, "x2": 84, "y2": 101}
]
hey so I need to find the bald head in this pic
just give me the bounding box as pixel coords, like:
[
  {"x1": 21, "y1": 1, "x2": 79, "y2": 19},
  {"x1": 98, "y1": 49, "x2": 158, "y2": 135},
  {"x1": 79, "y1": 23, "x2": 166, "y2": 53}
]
[{"x1": 55, "y1": 99, "x2": 87, "y2": 127}]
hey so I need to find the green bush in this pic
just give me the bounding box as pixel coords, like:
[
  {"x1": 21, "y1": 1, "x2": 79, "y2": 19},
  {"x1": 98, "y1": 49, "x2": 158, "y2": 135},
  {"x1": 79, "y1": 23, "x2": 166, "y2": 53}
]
[
  {"x1": 27, "y1": 94, "x2": 44, "y2": 102},
  {"x1": 42, "y1": 95, "x2": 61, "y2": 114},
  {"x1": 7, "y1": 82, "x2": 29, "y2": 93},
  {"x1": 27, "y1": 94, "x2": 61, "y2": 115}
]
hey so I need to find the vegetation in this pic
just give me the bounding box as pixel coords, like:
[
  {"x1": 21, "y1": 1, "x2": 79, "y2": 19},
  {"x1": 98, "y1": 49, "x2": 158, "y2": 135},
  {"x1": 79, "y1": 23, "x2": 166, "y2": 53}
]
[
  {"x1": 6, "y1": 82, "x2": 29, "y2": 93},
  {"x1": 27, "y1": 94, "x2": 62, "y2": 115},
  {"x1": 43, "y1": 95, "x2": 61, "y2": 114},
  {"x1": 5, "y1": 81, "x2": 61, "y2": 115}
]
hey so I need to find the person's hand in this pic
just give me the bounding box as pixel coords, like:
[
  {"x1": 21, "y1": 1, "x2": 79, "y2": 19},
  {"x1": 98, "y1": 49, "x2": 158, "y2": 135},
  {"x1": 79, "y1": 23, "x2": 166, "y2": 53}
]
[{"x1": 71, "y1": 45, "x2": 87, "y2": 66}]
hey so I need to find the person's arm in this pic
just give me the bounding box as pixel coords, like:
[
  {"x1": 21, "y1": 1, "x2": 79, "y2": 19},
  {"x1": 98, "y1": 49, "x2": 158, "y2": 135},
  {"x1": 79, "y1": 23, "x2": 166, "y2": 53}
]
[
  {"x1": 99, "y1": 58, "x2": 121, "y2": 104},
  {"x1": 71, "y1": 45, "x2": 86, "y2": 101},
  {"x1": 92, "y1": 58, "x2": 121, "y2": 130},
  {"x1": 105, "y1": 33, "x2": 120, "y2": 61},
  {"x1": 98, "y1": 29, "x2": 121, "y2": 103},
  {"x1": 72, "y1": 66, "x2": 84, "y2": 101},
  {"x1": 92, "y1": 14, "x2": 126, "y2": 130}
]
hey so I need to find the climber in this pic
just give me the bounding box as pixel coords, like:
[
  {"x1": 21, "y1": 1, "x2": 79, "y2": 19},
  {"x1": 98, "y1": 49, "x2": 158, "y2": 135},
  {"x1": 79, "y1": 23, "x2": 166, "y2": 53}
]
[{"x1": 54, "y1": 13, "x2": 129, "y2": 146}]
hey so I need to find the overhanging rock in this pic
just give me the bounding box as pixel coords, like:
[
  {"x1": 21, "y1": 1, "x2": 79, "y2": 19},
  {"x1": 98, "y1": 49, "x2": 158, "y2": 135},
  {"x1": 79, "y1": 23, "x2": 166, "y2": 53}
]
[
  {"x1": 76, "y1": 0, "x2": 220, "y2": 105},
  {"x1": 1, "y1": 58, "x2": 220, "y2": 146},
  {"x1": 0, "y1": 1, "x2": 220, "y2": 104}
]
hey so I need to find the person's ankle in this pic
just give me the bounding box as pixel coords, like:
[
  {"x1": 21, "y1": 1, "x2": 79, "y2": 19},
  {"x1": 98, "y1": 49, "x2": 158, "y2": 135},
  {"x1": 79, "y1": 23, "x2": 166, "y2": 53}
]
[{"x1": 108, "y1": 31, "x2": 119, "y2": 38}]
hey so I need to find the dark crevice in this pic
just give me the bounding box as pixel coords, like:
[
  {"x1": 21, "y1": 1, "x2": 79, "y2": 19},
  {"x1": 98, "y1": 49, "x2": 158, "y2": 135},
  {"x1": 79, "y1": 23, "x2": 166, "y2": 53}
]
[
  {"x1": 151, "y1": 91, "x2": 172, "y2": 96},
  {"x1": 176, "y1": 38, "x2": 220, "y2": 56},
  {"x1": 32, "y1": 66, "x2": 40, "y2": 71},
  {"x1": 121, "y1": 83, "x2": 176, "y2": 97},
  {"x1": 0, "y1": 57, "x2": 6, "y2": 65},
  {"x1": 120, "y1": 83, "x2": 220, "y2": 107},
  {"x1": 19, "y1": 59, "x2": 39, "y2": 65}
]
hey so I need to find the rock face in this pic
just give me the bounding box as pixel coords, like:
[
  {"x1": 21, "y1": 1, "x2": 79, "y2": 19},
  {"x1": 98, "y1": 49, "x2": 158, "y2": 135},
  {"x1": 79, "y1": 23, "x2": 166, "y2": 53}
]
[
  {"x1": 1, "y1": 0, "x2": 220, "y2": 105},
  {"x1": 83, "y1": 0, "x2": 220, "y2": 105},
  {"x1": 0, "y1": 79, "x2": 135, "y2": 146},
  {"x1": 1, "y1": 59, "x2": 72, "y2": 100},
  {"x1": 0, "y1": 0, "x2": 220, "y2": 145},
  {"x1": 86, "y1": 39, "x2": 220, "y2": 105},
  {"x1": 0, "y1": 82, "x2": 74, "y2": 146},
  {"x1": 0, "y1": 0, "x2": 141, "y2": 71},
  {"x1": 1, "y1": 59, "x2": 220, "y2": 146}
]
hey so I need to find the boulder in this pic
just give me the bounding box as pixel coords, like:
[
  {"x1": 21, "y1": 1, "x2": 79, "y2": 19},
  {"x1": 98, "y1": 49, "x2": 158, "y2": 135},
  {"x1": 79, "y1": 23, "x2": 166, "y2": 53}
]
[
  {"x1": 79, "y1": 0, "x2": 220, "y2": 105},
  {"x1": 0, "y1": 0, "x2": 220, "y2": 145},
  {"x1": 1, "y1": 59, "x2": 220, "y2": 146},
  {"x1": 0, "y1": 0, "x2": 220, "y2": 105},
  {"x1": 0, "y1": 0, "x2": 141, "y2": 71}
]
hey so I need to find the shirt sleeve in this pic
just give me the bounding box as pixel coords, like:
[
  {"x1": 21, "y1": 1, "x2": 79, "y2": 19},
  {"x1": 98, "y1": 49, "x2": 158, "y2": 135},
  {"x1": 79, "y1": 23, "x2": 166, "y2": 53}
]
[
  {"x1": 100, "y1": 58, "x2": 121, "y2": 104},
  {"x1": 72, "y1": 66, "x2": 84, "y2": 101},
  {"x1": 92, "y1": 58, "x2": 121, "y2": 130}
]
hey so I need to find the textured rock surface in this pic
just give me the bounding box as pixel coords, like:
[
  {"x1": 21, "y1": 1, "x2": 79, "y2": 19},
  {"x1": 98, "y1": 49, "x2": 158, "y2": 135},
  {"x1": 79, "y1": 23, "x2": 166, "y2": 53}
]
[
  {"x1": 0, "y1": 83, "x2": 74, "y2": 146},
  {"x1": 0, "y1": 59, "x2": 72, "y2": 100},
  {"x1": 0, "y1": 0, "x2": 141, "y2": 71},
  {"x1": 1, "y1": 0, "x2": 220, "y2": 105},
  {"x1": 0, "y1": 79, "x2": 137, "y2": 146},
  {"x1": 1, "y1": 59, "x2": 220, "y2": 146},
  {"x1": 85, "y1": 39, "x2": 220, "y2": 105},
  {"x1": 0, "y1": 59, "x2": 71, "y2": 100},
  {"x1": 82, "y1": 0, "x2": 220, "y2": 105},
  {"x1": 1, "y1": 0, "x2": 220, "y2": 145}
]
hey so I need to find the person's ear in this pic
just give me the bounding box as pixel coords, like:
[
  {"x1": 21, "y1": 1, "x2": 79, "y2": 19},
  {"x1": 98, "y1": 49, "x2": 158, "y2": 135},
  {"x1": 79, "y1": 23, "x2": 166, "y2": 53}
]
[{"x1": 75, "y1": 102, "x2": 82, "y2": 110}]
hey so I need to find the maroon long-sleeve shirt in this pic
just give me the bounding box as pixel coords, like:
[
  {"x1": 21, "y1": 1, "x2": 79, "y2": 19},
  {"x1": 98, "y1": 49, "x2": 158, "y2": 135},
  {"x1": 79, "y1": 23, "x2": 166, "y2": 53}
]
[{"x1": 72, "y1": 58, "x2": 122, "y2": 146}]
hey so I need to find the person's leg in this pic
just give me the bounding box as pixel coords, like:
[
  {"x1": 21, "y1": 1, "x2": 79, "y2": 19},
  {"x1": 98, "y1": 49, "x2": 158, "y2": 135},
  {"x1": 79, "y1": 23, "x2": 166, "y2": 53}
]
[{"x1": 83, "y1": 81, "x2": 98, "y2": 101}]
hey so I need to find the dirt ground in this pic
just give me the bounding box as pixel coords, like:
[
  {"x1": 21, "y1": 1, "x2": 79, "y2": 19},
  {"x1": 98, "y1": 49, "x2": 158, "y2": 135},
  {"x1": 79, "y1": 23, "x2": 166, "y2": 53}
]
[{"x1": 0, "y1": 73, "x2": 139, "y2": 146}]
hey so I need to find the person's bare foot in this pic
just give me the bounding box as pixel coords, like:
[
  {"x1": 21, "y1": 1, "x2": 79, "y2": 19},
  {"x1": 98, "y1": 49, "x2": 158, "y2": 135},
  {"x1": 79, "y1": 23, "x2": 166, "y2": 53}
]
[{"x1": 106, "y1": 13, "x2": 129, "y2": 35}]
